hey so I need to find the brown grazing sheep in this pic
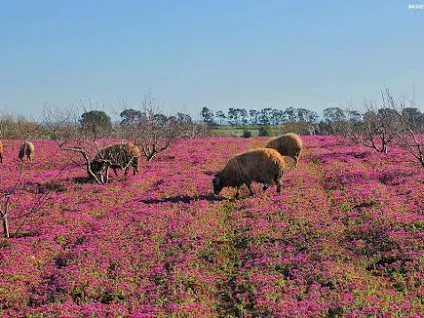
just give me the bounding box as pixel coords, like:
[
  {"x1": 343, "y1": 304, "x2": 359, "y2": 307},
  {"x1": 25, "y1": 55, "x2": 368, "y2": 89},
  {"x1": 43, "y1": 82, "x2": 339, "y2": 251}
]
[
  {"x1": 18, "y1": 141, "x2": 35, "y2": 161},
  {"x1": 213, "y1": 148, "x2": 286, "y2": 199},
  {"x1": 90, "y1": 142, "x2": 141, "y2": 182},
  {"x1": 265, "y1": 133, "x2": 303, "y2": 167},
  {"x1": 0, "y1": 140, "x2": 3, "y2": 163}
]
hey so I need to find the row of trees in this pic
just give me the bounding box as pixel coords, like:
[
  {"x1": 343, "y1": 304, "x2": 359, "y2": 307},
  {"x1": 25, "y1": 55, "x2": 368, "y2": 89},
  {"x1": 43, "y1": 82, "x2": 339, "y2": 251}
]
[
  {"x1": 331, "y1": 88, "x2": 424, "y2": 166},
  {"x1": 200, "y1": 106, "x2": 320, "y2": 127},
  {"x1": 199, "y1": 102, "x2": 424, "y2": 137},
  {"x1": 0, "y1": 109, "x2": 209, "y2": 142},
  {"x1": 2, "y1": 94, "x2": 423, "y2": 143}
]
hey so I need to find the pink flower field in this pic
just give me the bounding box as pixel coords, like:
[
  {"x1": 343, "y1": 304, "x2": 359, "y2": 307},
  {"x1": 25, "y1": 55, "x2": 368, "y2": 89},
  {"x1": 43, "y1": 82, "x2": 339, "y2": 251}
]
[{"x1": 0, "y1": 137, "x2": 423, "y2": 317}]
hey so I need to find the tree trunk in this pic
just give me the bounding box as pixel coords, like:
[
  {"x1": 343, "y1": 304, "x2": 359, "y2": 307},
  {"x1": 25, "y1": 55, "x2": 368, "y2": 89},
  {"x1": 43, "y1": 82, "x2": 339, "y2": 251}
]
[
  {"x1": 2, "y1": 215, "x2": 9, "y2": 238},
  {"x1": 86, "y1": 164, "x2": 104, "y2": 184},
  {"x1": 381, "y1": 143, "x2": 388, "y2": 153},
  {"x1": 146, "y1": 151, "x2": 158, "y2": 161},
  {"x1": 104, "y1": 165, "x2": 110, "y2": 183}
]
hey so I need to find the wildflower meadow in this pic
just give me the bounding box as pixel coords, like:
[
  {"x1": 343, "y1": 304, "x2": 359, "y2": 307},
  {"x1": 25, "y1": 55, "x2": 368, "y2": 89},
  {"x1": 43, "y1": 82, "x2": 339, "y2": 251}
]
[{"x1": 0, "y1": 136, "x2": 423, "y2": 317}]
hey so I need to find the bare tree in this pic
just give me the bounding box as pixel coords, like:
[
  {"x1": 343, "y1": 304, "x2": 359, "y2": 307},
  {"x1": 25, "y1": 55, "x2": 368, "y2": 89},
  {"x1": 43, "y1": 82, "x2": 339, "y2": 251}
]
[
  {"x1": 0, "y1": 103, "x2": 144, "y2": 239},
  {"x1": 173, "y1": 112, "x2": 210, "y2": 139},
  {"x1": 42, "y1": 105, "x2": 110, "y2": 184},
  {"x1": 340, "y1": 94, "x2": 400, "y2": 153},
  {"x1": 44, "y1": 101, "x2": 156, "y2": 183},
  {"x1": 0, "y1": 151, "x2": 84, "y2": 239},
  {"x1": 119, "y1": 91, "x2": 183, "y2": 161},
  {"x1": 381, "y1": 88, "x2": 424, "y2": 167},
  {"x1": 0, "y1": 113, "x2": 75, "y2": 238},
  {"x1": 0, "y1": 111, "x2": 52, "y2": 238},
  {"x1": 340, "y1": 87, "x2": 424, "y2": 166},
  {"x1": 397, "y1": 124, "x2": 424, "y2": 166},
  {"x1": 0, "y1": 165, "x2": 22, "y2": 238}
]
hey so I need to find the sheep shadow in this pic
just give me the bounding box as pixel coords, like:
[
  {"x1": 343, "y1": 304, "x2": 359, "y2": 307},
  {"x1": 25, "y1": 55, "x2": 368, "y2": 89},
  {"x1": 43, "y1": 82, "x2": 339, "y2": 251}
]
[
  {"x1": 73, "y1": 175, "x2": 131, "y2": 184},
  {"x1": 73, "y1": 176, "x2": 92, "y2": 184},
  {"x1": 138, "y1": 194, "x2": 223, "y2": 204}
]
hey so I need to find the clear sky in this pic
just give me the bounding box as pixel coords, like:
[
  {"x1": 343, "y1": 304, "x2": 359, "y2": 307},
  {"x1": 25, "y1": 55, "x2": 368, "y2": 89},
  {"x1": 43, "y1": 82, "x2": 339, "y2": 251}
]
[{"x1": 0, "y1": 0, "x2": 423, "y2": 119}]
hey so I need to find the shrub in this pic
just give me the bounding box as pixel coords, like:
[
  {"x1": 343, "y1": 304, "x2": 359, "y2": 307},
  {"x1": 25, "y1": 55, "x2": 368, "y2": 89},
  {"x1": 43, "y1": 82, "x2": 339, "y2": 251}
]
[
  {"x1": 242, "y1": 130, "x2": 252, "y2": 138},
  {"x1": 258, "y1": 125, "x2": 271, "y2": 137}
]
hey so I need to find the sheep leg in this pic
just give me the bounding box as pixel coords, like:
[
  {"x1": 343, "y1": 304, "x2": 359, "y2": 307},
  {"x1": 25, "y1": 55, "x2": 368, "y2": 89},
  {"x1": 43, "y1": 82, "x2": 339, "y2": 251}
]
[
  {"x1": 275, "y1": 174, "x2": 283, "y2": 194},
  {"x1": 276, "y1": 178, "x2": 283, "y2": 194},
  {"x1": 99, "y1": 163, "x2": 109, "y2": 183},
  {"x1": 294, "y1": 151, "x2": 300, "y2": 167},
  {"x1": 113, "y1": 167, "x2": 119, "y2": 177},
  {"x1": 235, "y1": 187, "x2": 241, "y2": 199},
  {"x1": 246, "y1": 183, "x2": 254, "y2": 196},
  {"x1": 105, "y1": 167, "x2": 110, "y2": 183}
]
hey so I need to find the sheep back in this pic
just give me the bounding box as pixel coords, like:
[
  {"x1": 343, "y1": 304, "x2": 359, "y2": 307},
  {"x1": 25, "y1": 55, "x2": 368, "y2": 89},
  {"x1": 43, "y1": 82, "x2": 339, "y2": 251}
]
[
  {"x1": 217, "y1": 148, "x2": 286, "y2": 188},
  {"x1": 18, "y1": 141, "x2": 35, "y2": 160},
  {"x1": 266, "y1": 133, "x2": 303, "y2": 163},
  {"x1": 92, "y1": 142, "x2": 141, "y2": 174}
]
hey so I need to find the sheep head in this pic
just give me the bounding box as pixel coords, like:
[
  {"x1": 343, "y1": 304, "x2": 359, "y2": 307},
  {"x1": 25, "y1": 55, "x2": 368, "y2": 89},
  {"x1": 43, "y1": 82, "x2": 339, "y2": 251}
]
[{"x1": 212, "y1": 174, "x2": 223, "y2": 195}]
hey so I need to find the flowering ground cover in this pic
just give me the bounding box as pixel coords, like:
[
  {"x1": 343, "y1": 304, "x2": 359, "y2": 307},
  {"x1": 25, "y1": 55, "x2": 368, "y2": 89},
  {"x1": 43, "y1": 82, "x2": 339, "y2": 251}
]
[{"x1": 0, "y1": 137, "x2": 423, "y2": 317}]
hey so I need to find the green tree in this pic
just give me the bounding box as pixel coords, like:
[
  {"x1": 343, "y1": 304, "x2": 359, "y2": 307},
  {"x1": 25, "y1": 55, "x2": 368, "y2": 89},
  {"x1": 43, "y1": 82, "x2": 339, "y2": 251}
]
[
  {"x1": 240, "y1": 108, "x2": 248, "y2": 126},
  {"x1": 347, "y1": 110, "x2": 363, "y2": 124},
  {"x1": 228, "y1": 108, "x2": 241, "y2": 127},
  {"x1": 285, "y1": 107, "x2": 297, "y2": 122},
  {"x1": 200, "y1": 107, "x2": 215, "y2": 124},
  {"x1": 298, "y1": 108, "x2": 319, "y2": 135},
  {"x1": 323, "y1": 107, "x2": 345, "y2": 124},
  {"x1": 249, "y1": 110, "x2": 260, "y2": 125},
  {"x1": 79, "y1": 110, "x2": 112, "y2": 139},
  {"x1": 270, "y1": 109, "x2": 285, "y2": 125},
  {"x1": 259, "y1": 108, "x2": 272, "y2": 125},
  {"x1": 154, "y1": 113, "x2": 169, "y2": 126},
  {"x1": 401, "y1": 107, "x2": 423, "y2": 127},
  {"x1": 120, "y1": 108, "x2": 144, "y2": 126},
  {"x1": 215, "y1": 111, "x2": 226, "y2": 125}
]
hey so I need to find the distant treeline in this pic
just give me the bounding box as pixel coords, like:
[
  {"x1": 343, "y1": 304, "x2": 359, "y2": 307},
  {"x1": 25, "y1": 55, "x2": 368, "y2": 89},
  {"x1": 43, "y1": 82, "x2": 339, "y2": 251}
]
[
  {"x1": 199, "y1": 105, "x2": 424, "y2": 135},
  {"x1": 1, "y1": 93, "x2": 423, "y2": 139},
  {"x1": 0, "y1": 109, "x2": 211, "y2": 140}
]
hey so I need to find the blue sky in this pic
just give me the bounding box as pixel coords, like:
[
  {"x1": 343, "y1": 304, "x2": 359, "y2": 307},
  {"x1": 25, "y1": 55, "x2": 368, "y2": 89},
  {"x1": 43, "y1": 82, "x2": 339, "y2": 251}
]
[{"x1": 0, "y1": 0, "x2": 423, "y2": 119}]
